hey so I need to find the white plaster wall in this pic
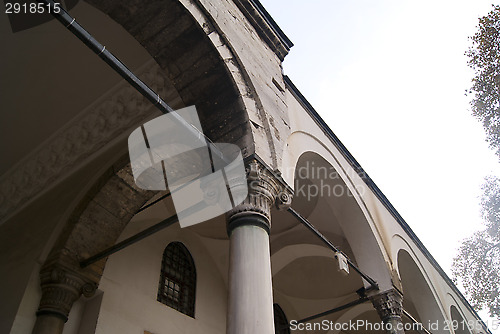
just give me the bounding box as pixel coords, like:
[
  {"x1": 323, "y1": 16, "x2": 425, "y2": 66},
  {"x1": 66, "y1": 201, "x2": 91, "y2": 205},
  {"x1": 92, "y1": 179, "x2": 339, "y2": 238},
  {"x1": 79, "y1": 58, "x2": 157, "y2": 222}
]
[{"x1": 93, "y1": 219, "x2": 228, "y2": 334}]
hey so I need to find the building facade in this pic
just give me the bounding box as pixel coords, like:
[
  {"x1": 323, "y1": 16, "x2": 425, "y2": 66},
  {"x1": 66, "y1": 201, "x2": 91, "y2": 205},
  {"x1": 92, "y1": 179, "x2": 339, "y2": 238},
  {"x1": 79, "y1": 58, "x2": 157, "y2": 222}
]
[{"x1": 0, "y1": 0, "x2": 490, "y2": 333}]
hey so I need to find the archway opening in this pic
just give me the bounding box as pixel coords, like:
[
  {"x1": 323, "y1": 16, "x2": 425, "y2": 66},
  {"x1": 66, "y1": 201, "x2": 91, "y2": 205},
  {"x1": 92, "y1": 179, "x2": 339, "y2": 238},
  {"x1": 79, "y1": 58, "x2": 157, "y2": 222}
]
[
  {"x1": 450, "y1": 305, "x2": 473, "y2": 334},
  {"x1": 270, "y1": 151, "x2": 392, "y2": 326},
  {"x1": 398, "y1": 249, "x2": 448, "y2": 334}
]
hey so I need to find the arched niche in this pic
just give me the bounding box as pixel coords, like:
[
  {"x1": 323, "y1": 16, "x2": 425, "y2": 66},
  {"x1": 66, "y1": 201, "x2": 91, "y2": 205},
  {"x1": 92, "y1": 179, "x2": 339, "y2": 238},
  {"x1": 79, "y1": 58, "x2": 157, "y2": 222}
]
[
  {"x1": 272, "y1": 151, "x2": 393, "y2": 293},
  {"x1": 268, "y1": 150, "x2": 396, "y2": 330},
  {"x1": 397, "y1": 249, "x2": 448, "y2": 334},
  {"x1": 450, "y1": 306, "x2": 473, "y2": 334}
]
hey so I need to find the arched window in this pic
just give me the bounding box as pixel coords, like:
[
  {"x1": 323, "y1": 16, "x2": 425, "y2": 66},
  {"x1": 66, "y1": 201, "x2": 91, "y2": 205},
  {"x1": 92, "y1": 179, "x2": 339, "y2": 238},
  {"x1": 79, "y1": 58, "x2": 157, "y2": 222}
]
[
  {"x1": 274, "y1": 304, "x2": 290, "y2": 334},
  {"x1": 157, "y1": 242, "x2": 196, "y2": 317}
]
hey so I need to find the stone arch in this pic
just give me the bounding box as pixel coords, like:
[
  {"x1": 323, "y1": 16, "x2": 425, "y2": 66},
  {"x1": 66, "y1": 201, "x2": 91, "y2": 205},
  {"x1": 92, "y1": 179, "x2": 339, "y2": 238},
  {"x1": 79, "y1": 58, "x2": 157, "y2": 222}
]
[
  {"x1": 85, "y1": 0, "x2": 255, "y2": 150},
  {"x1": 450, "y1": 305, "x2": 473, "y2": 334},
  {"x1": 42, "y1": 0, "x2": 261, "y2": 286},
  {"x1": 397, "y1": 249, "x2": 448, "y2": 333},
  {"x1": 278, "y1": 142, "x2": 394, "y2": 292}
]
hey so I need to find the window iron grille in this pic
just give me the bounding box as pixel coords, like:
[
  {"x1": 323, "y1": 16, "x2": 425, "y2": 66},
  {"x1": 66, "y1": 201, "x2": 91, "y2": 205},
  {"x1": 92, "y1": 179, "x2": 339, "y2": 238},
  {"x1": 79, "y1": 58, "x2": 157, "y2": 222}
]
[{"x1": 157, "y1": 242, "x2": 196, "y2": 317}]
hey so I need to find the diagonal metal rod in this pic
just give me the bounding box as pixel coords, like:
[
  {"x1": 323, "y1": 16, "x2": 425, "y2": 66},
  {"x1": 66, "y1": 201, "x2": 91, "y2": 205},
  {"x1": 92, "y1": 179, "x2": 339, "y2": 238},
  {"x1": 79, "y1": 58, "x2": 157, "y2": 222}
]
[
  {"x1": 37, "y1": 0, "x2": 238, "y2": 268},
  {"x1": 402, "y1": 309, "x2": 433, "y2": 334},
  {"x1": 80, "y1": 199, "x2": 207, "y2": 268},
  {"x1": 296, "y1": 297, "x2": 369, "y2": 324},
  {"x1": 136, "y1": 192, "x2": 172, "y2": 214},
  {"x1": 36, "y1": 0, "x2": 229, "y2": 164},
  {"x1": 287, "y1": 207, "x2": 379, "y2": 290},
  {"x1": 39, "y1": 0, "x2": 379, "y2": 295},
  {"x1": 80, "y1": 213, "x2": 178, "y2": 268}
]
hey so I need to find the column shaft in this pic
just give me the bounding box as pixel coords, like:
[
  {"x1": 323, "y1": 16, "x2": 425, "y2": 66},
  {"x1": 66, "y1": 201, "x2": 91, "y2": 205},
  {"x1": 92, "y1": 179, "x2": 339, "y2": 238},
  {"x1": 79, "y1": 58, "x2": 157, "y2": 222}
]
[
  {"x1": 225, "y1": 159, "x2": 291, "y2": 334},
  {"x1": 32, "y1": 315, "x2": 66, "y2": 334},
  {"x1": 227, "y1": 222, "x2": 275, "y2": 334}
]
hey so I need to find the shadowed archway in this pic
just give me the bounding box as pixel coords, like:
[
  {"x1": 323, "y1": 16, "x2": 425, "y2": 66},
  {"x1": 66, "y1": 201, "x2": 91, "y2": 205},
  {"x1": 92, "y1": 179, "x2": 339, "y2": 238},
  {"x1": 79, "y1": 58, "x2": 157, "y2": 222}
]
[
  {"x1": 272, "y1": 151, "x2": 394, "y2": 292},
  {"x1": 42, "y1": 0, "x2": 257, "y2": 287},
  {"x1": 397, "y1": 249, "x2": 448, "y2": 334}
]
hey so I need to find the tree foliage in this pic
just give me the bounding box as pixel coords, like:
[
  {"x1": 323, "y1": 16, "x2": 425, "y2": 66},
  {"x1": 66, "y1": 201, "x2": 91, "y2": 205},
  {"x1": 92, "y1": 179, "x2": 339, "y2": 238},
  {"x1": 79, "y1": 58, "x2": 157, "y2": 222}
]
[
  {"x1": 452, "y1": 176, "x2": 500, "y2": 318},
  {"x1": 452, "y1": 5, "x2": 500, "y2": 319},
  {"x1": 466, "y1": 5, "x2": 500, "y2": 157}
]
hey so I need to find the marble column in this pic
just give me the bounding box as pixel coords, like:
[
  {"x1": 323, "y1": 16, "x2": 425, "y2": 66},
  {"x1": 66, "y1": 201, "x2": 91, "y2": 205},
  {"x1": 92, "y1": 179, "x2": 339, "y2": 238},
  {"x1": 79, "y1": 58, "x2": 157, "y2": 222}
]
[{"x1": 226, "y1": 159, "x2": 291, "y2": 334}]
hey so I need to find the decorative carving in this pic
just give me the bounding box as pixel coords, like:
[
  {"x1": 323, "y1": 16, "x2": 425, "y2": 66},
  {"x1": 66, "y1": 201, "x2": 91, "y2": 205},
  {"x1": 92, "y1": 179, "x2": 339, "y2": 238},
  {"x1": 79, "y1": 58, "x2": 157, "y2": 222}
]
[
  {"x1": 275, "y1": 191, "x2": 292, "y2": 211},
  {"x1": 0, "y1": 60, "x2": 176, "y2": 222},
  {"x1": 37, "y1": 265, "x2": 97, "y2": 321},
  {"x1": 226, "y1": 159, "x2": 292, "y2": 233},
  {"x1": 370, "y1": 289, "x2": 404, "y2": 322},
  {"x1": 82, "y1": 282, "x2": 98, "y2": 298},
  {"x1": 246, "y1": 161, "x2": 262, "y2": 181}
]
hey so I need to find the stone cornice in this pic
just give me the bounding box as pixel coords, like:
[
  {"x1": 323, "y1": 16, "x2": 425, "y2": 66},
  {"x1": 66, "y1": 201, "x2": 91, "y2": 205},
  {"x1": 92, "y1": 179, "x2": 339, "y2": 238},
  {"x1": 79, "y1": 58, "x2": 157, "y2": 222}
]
[
  {"x1": 0, "y1": 60, "x2": 177, "y2": 223},
  {"x1": 233, "y1": 0, "x2": 293, "y2": 61}
]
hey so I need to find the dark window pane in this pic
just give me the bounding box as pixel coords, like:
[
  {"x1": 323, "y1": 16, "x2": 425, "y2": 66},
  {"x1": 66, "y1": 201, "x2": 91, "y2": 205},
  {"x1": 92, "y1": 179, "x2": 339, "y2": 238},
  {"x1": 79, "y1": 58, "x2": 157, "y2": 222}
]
[
  {"x1": 274, "y1": 304, "x2": 290, "y2": 334},
  {"x1": 157, "y1": 242, "x2": 196, "y2": 318}
]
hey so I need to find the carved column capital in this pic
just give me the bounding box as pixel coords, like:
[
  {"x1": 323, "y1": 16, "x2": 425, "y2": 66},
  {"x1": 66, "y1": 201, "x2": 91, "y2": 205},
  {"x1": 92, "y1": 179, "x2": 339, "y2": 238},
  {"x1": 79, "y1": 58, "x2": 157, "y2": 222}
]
[
  {"x1": 37, "y1": 265, "x2": 97, "y2": 322},
  {"x1": 370, "y1": 289, "x2": 403, "y2": 321},
  {"x1": 226, "y1": 159, "x2": 292, "y2": 234}
]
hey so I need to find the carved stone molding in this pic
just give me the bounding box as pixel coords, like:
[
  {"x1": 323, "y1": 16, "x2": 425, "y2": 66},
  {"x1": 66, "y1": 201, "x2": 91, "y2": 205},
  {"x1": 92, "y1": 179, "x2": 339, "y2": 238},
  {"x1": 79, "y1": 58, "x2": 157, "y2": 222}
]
[
  {"x1": 370, "y1": 289, "x2": 404, "y2": 323},
  {"x1": 37, "y1": 266, "x2": 97, "y2": 321},
  {"x1": 232, "y1": 0, "x2": 292, "y2": 61},
  {"x1": 275, "y1": 190, "x2": 292, "y2": 211},
  {"x1": 226, "y1": 158, "x2": 292, "y2": 234},
  {"x1": 0, "y1": 60, "x2": 177, "y2": 222}
]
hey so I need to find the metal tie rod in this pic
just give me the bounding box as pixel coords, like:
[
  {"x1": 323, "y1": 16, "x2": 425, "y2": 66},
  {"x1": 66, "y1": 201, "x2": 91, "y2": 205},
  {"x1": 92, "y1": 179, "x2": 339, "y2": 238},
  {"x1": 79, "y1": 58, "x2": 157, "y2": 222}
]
[
  {"x1": 36, "y1": 0, "x2": 229, "y2": 164},
  {"x1": 80, "y1": 199, "x2": 208, "y2": 268},
  {"x1": 80, "y1": 214, "x2": 179, "y2": 268},
  {"x1": 287, "y1": 207, "x2": 379, "y2": 290},
  {"x1": 402, "y1": 309, "x2": 433, "y2": 334}
]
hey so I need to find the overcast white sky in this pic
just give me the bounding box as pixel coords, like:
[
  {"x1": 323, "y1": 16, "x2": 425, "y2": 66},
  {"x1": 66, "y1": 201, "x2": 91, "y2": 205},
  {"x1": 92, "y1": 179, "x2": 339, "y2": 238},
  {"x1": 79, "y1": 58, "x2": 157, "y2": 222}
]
[{"x1": 260, "y1": 0, "x2": 500, "y2": 329}]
